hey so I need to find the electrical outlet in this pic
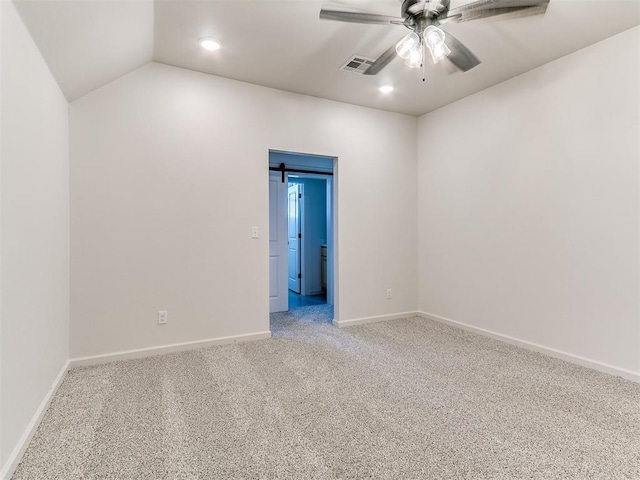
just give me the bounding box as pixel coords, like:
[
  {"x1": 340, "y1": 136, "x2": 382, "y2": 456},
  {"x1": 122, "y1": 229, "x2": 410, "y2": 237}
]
[
  {"x1": 158, "y1": 310, "x2": 168, "y2": 325},
  {"x1": 386, "y1": 289, "x2": 392, "y2": 299}
]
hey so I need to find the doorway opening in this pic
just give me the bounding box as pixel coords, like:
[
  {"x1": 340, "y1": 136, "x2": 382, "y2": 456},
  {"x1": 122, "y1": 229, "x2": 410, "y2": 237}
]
[
  {"x1": 268, "y1": 150, "x2": 336, "y2": 319},
  {"x1": 287, "y1": 177, "x2": 327, "y2": 309}
]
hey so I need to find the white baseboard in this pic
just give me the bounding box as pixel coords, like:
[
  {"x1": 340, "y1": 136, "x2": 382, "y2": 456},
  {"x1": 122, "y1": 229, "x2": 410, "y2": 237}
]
[
  {"x1": 418, "y1": 311, "x2": 640, "y2": 383},
  {"x1": 1, "y1": 360, "x2": 70, "y2": 480},
  {"x1": 333, "y1": 311, "x2": 419, "y2": 328},
  {"x1": 69, "y1": 331, "x2": 272, "y2": 368}
]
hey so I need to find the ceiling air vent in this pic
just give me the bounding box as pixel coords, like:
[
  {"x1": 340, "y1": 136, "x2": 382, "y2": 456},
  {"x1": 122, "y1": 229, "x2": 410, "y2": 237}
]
[{"x1": 339, "y1": 55, "x2": 375, "y2": 74}]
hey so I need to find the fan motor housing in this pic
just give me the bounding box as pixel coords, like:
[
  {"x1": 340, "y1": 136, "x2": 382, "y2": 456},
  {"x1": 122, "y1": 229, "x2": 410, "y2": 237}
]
[{"x1": 401, "y1": 0, "x2": 450, "y2": 19}]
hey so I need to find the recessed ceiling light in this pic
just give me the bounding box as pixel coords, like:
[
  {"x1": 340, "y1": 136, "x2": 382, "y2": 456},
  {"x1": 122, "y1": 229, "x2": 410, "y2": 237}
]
[
  {"x1": 379, "y1": 85, "x2": 394, "y2": 93},
  {"x1": 199, "y1": 37, "x2": 221, "y2": 51}
]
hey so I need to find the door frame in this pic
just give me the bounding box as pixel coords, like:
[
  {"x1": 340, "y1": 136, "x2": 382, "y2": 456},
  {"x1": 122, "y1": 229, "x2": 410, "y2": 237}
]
[{"x1": 268, "y1": 151, "x2": 339, "y2": 322}]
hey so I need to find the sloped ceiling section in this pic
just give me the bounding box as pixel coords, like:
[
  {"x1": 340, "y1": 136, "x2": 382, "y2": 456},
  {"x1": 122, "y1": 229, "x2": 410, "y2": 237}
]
[{"x1": 14, "y1": 0, "x2": 154, "y2": 101}]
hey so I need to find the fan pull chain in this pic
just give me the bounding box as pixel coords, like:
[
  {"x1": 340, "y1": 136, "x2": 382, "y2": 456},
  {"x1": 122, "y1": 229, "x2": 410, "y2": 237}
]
[{"x1": 421, "y1": 41, "x2": 425, "y2": 81}]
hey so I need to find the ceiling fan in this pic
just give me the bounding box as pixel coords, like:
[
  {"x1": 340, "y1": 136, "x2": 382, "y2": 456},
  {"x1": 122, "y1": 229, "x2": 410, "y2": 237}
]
[{"x1": 320, "y1": 0, "x2": 550, "y2": 76}]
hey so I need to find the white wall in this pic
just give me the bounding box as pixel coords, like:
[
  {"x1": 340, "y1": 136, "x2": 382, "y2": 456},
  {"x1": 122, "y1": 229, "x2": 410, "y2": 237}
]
[
  {"x1": 418, "y1": 27, "x2": 640, "y2": 376},
  {"x1": 0, "y1": 0, "x2": 69, "y2": 472},
  {"x1": 70, "y1": 63, "x2": 418, "y2": 358}
]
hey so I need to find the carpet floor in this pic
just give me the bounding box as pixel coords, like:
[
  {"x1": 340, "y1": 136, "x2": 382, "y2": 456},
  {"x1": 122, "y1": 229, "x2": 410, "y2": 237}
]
[{"x1": 12, "y1": 306, "x2": 640, "y2": 479}]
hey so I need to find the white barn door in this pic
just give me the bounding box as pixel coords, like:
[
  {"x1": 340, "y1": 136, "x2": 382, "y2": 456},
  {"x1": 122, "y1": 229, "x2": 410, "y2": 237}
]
[{"x1": 269, "y1": 172, "x2": 288, "y2": 312}]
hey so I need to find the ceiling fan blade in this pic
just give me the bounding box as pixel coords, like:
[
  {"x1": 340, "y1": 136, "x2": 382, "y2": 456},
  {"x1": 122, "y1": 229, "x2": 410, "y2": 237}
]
[
  {"x1": 320, "y1": 9, "x2": 404, "y2": 25},
  {"x1": 363, "y1": 44, "x2": 398, "y2": 75},
  {"x1": 443, "y1": 31, "x2": 481, "y2": 72},
  {"x1": 451, "y1": 0, "x2": 549, "y2": 12},
  {"x1": 442, "y1": 0, "x2": 549, "y2": 22}
]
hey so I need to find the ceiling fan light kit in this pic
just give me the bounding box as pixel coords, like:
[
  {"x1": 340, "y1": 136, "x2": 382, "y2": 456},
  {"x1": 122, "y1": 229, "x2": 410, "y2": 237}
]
[
  {"x1": 424, "y1": 25, "x2": 451, "y2": 63},
  {"x1": 320, "y1": 0, "x2": 550, "y2": 78},
  {"x1": 405, "y1": 47, "x2": 423, "y2": 68},
  {"x1": 396, "y1": 32, "x2": 421, "y2": 59}
]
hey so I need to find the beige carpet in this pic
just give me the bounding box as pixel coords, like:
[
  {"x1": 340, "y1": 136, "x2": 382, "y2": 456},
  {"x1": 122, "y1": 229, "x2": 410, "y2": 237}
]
[{"x1": 13, "y1": 305, "x2": 640, "y2": 479}]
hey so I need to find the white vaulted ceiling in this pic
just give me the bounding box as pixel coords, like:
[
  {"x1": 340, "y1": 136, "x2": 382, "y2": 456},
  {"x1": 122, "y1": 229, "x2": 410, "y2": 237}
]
[
  {"x1": 14, "y1": 0, "x2": 640, "y2": 115},
  {"x1": 14, "y1": 0, "x2": 154, "y2": 101}
]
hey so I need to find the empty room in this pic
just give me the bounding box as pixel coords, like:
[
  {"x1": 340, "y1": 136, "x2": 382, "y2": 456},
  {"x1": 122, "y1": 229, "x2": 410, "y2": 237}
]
[{"x1": 1, "y1": 0, "x2": 639, "y2": 478}]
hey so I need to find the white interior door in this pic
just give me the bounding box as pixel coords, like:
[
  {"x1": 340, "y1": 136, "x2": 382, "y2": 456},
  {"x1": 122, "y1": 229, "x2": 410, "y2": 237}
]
[
  {"x1": 287, "y1": 183, "x2": 301, "y2": 293},
  {"x1": 269, "y1": 173, "x2": 288, "y2": 313}
]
